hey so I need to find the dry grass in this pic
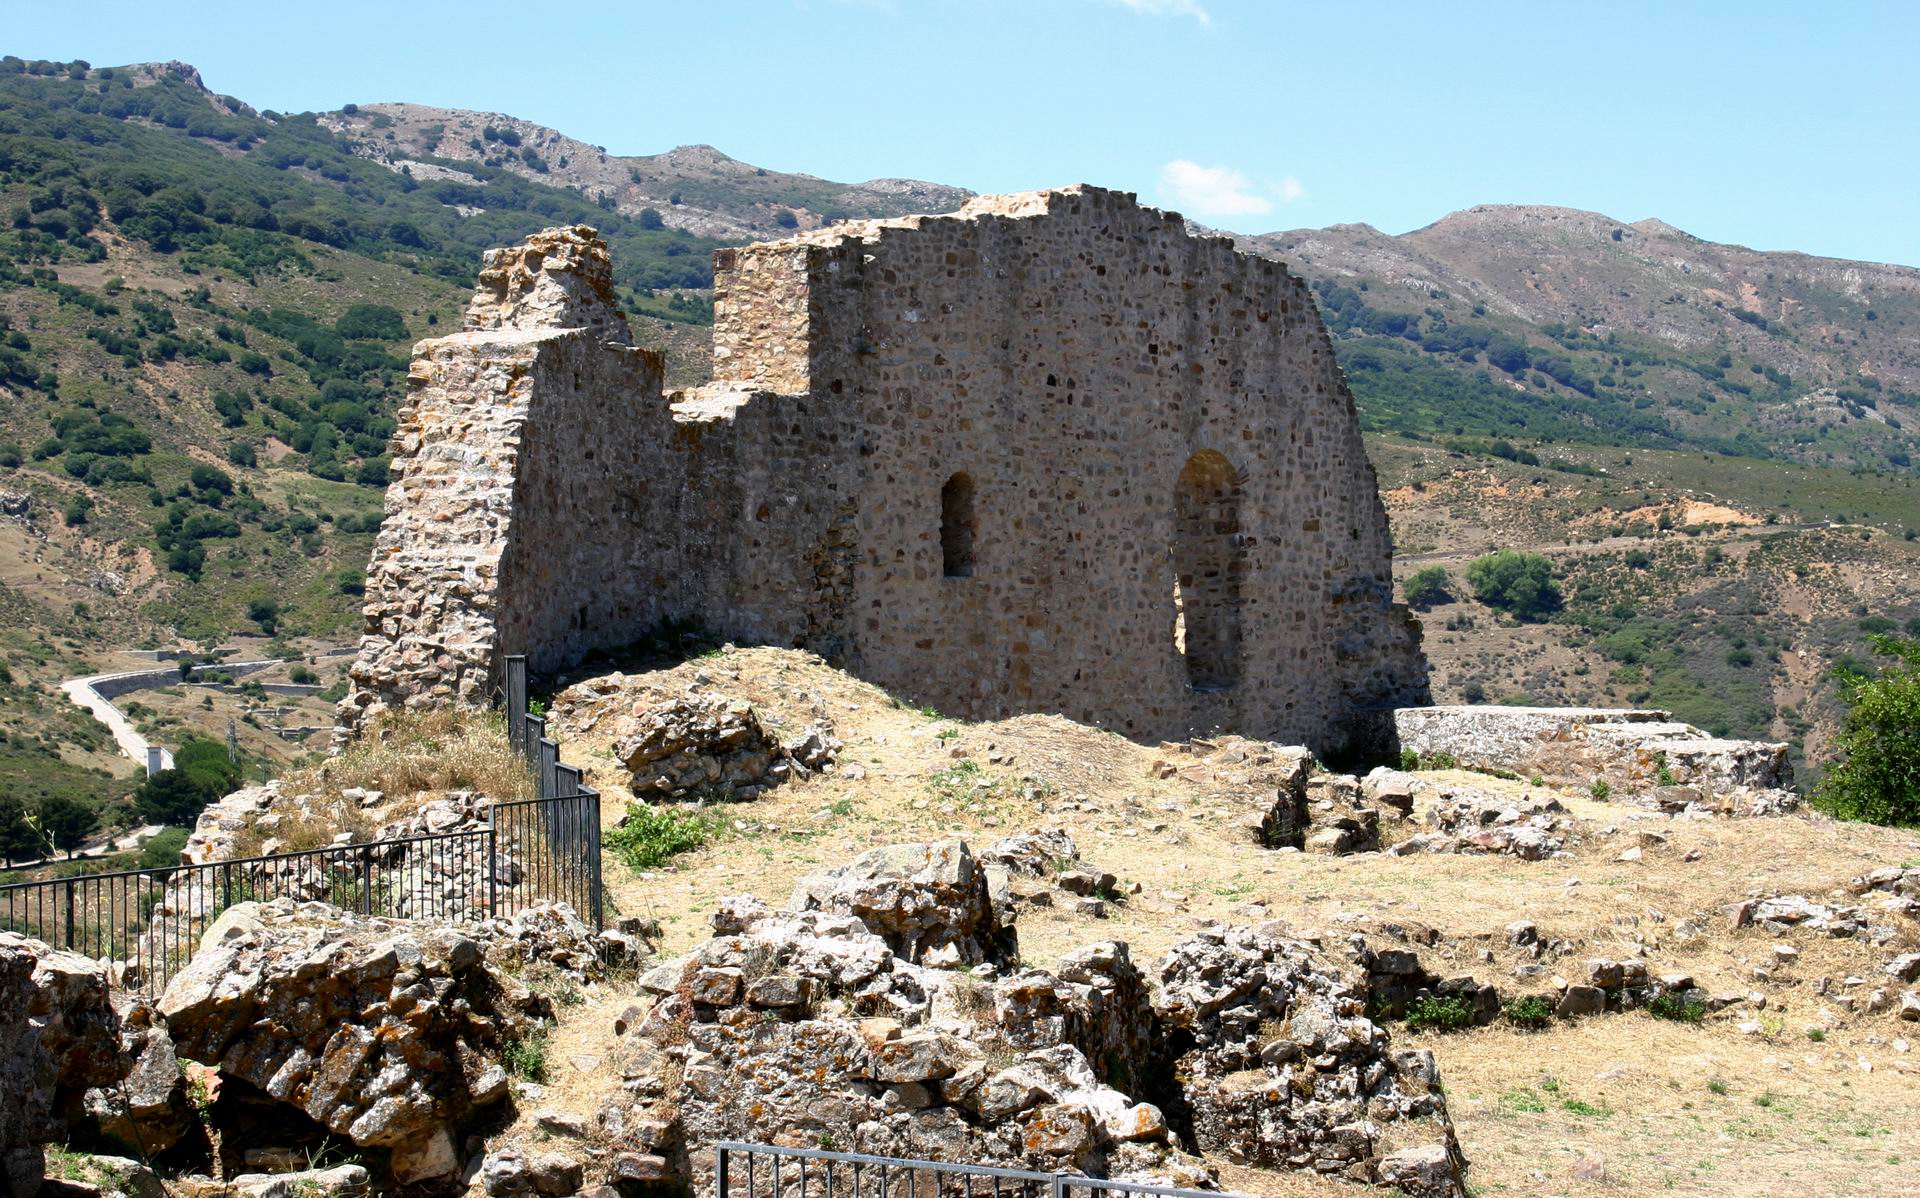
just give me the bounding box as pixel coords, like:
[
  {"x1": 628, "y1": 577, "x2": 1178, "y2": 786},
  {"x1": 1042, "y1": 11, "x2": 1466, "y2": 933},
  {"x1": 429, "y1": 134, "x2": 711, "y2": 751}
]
[
  {"x1": 283, "y1": 707, "x2": 536, "y2": 808},
  {"x1": 517, "y1": 647, "x2": 1920, "y2": 1198}
]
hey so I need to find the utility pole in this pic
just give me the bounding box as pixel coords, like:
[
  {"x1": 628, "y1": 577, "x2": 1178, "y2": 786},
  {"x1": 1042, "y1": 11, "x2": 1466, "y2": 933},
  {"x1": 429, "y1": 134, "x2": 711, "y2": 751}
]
[{"x1": 227, "y1": 718, "x2": 239, "y2": 764}]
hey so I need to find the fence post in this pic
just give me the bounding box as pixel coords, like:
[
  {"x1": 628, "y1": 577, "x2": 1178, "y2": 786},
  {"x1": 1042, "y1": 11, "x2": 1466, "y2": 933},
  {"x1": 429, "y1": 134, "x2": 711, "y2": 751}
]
[
  {"x1": 359, "y1": 846, "x2": 374, "y2": 916},
  {"x1": 486, "y1": 815, "x2": 499, "y2": 919},
  {"x1": 585, "y1": 787, "x2": 603, "y2": 933},
  {"x1": 538, "y1": 738, "x2": 558, "y2": 803},
  {"x1": 63, "y1": 880, "x2": 75, "y2": 950},
  {"x1": 716, "y1": 1146, "x2": 728, "y2": 1198},
  {"x1": 505, "y1": 655, "x2": 527, "y2": 756}
]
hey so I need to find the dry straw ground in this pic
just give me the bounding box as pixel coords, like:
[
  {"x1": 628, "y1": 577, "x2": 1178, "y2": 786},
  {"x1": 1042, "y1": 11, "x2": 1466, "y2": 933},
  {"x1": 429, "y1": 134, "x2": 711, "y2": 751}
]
[{"x1": 508, "y1": 646, "x2": 1919, "y2": 1198}]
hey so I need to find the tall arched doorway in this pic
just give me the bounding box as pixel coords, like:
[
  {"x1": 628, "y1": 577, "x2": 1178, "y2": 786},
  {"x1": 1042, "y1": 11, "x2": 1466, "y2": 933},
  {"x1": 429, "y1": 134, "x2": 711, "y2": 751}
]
[{"x1": 1172, "y1": 450, "x2": 1245, "y2": 690}]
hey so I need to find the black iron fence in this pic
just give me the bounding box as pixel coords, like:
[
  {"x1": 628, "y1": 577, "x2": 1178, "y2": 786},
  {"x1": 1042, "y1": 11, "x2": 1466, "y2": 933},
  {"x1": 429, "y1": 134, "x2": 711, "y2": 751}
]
[
  {"x1": 713, "y1": 1144, "x2": 1241, "y2": 1198},
  {"x1": 0, "y1": 654, "x2": 601, "y2": 993}
]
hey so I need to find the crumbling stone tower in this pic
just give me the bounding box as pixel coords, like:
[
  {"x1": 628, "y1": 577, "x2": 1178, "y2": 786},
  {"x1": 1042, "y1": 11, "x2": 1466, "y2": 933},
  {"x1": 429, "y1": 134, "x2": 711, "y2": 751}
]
[{"x1": 344, "y1": 186, "x2": 1428, "y2": 751}]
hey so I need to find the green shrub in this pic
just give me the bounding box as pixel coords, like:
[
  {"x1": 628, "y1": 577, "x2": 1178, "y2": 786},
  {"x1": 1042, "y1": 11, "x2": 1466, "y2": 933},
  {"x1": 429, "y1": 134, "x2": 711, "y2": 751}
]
[
  {"x1": 1466, "y1": 550, "x2": 1563, "y2": 620},
  {"x1": 1814, "y1": 635, "x2": 1920, "y2": 826},
  {"x1": 137, "y1": 826, "x2": 189, "y2": 869},
  {"x1": 1503, "y1": 995, "x2": 1554, "y2": 1030},
  {"x1": 605, "y1": 801, "x2": 721, "y2": 871},
  {"x1": 1404, "y1": 994, "x2": 1475, "y2": 1033},
  {"x1": 503, "y1": 1022, "x2": 549, "y2": 1082},
  {"x1": 1589, "y1": 778, "x2": 1611, "y2": 800},
  {"x1": 1401, "y1": 566, "x2": 1453, "y2": 609},
  {"x1": 1647, "y1": 992, "x2": 1705, "y2": 1023}
]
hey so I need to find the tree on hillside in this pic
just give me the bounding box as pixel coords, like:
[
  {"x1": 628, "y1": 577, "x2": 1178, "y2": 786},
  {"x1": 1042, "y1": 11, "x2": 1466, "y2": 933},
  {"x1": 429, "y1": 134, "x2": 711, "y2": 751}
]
[
  {"x1": 134, "y1": 734, "x2": 243, "y2": 827},
  {"x1": 1815, "y1": 635, "x2": 1920, "y2": 826},
  {"x1": 0, "y1": 795, "x2": 41, "y2": 865},
  {"x1": 1465, "y1": 550, "x2": 1562, "y2": 621},
  {"x1": 38, "y1": 795, "x2": 97, "y2": 858},
  {"x1": 1402, "y1": 566, "x2": 1454, "y2": 609}
]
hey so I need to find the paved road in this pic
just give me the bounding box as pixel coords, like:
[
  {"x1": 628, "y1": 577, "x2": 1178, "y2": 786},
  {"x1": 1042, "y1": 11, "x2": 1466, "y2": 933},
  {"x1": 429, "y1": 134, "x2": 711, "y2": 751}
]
[
  {"x1": 61, "y1": 670, "x2": 174, "y2": 772},
  {"x1": 59, "y1": 657, "x2": 286, "y2": 773}
]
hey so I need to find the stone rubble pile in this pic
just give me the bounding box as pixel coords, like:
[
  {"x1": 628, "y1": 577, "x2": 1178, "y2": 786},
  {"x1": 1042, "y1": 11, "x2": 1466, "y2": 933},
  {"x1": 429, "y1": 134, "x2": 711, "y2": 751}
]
[
  {"x1": 1852, "y1": 866, "x2": 1920, "y2": 921},
  {"x1": 789, "y1": 840, "x2": 1017, "y2": 966},
  {"x1": 1354, "y1": 936, "x2": 1501, "y2": 1027},
  {"x1": 1388, "y1": 788, "x2": 1574, "y2": 860},
  {"x1": 482, "y1": 836, "x2": 1473, "y2": 1198},
  {"x1": 1158, "y1": 922, "x2": 1465, "y2": 1194},
  {"x1": 158, "y1": 899, "x2": 558, "y2": 1184},
  {"x1": 1302, "y1": 773, "x2": 1385, "y2": 856},
  {"x1": 1185, "y1": 738, "x2": 1314, "y2": 849},
  {"x1": 1727, "y1": 895, "x2": 1871, "y2": 938},
  {"x1": 979, "y1": 828, "x2": 1129, "y2": 920},
  {"x1": 1, "y1": 933, "x2": 125, "y2": 1197},
  {"x1": 614, "y1": 693, "x2": 838, "y2": 800},
  {"x1": 569, "y1": 896, "x2": 1213, "y2": 1195}
]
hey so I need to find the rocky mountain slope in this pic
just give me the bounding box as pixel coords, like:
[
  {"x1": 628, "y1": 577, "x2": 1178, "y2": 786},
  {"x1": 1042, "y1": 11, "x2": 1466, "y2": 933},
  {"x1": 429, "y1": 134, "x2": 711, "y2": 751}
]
[
  {"x1": 319, "y1": 103, "x2": 974, "y2": 242},
  {"x1": 1241, "y1": 205, "x2": 1920, "y2": 469}
]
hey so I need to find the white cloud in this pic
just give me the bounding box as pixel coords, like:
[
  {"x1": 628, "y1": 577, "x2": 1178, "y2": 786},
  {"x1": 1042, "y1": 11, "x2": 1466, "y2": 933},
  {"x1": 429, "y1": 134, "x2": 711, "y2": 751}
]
[
  {"x1": 1278, "y1": 175, "x2": 1307, "y2": 203},
  {"x1": 1107, "y1": 0, "x2": 1212, "y2": 27},
  {"x1": 1158, "y1": 159, "x2": 1280, "y2": 217}
]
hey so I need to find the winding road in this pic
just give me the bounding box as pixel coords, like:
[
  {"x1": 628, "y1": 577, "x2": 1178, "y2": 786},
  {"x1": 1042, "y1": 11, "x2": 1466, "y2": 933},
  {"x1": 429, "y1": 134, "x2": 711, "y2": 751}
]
[{"x1": 62, "y1": 669, "x2": 175, "y2": 772}]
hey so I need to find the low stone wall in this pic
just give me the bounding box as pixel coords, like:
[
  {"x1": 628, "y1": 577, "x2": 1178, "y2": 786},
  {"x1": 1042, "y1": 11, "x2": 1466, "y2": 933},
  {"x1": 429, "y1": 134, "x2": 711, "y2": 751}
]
[{"x1": 1393, "y1": 705, "x2": 1793, "y2": 798}]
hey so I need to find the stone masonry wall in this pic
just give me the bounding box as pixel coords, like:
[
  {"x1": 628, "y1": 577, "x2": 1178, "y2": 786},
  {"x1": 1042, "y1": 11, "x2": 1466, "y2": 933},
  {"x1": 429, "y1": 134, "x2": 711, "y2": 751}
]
[
  {"x1": 345, "y1": 191, "x2": 1428, "y2": 751},
  {"x1": 712, "y1": 186, "x2": 1427, "y2": 746}
]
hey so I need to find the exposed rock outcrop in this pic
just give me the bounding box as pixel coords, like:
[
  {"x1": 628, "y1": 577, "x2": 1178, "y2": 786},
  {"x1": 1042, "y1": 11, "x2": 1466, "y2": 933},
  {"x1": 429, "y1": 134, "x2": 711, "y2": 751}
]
[
  {"x1": 1, "y1": 933, "x2": 124, "y2": 1197},
  {"x1": 158, "y1": 900, "x2": 551, "y2": 1183},
  {"x1": 1157, "y1": 923, "x2": 1466, "y2": 1194},
  {"x1": 615, "y1": 694, "x2": 836, "y2": 800}
]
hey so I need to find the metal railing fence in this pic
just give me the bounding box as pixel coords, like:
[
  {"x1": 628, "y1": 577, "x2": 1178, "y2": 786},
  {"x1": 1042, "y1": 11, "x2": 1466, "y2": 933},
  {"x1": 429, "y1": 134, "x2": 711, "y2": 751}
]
[
  {"x1": 0, "y1": 653, "x2": 602, "y2": 993},
  {"x1": 713, "y1": 1144, "x2": 1241, "y2": 1198}
]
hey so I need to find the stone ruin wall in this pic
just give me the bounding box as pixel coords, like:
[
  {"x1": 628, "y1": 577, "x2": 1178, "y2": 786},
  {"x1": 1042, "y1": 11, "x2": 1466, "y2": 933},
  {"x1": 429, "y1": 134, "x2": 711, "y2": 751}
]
[
  {"x1": 343, "y1": 228, "x2": 865, "y2": 729},
  {"x1": 344, "y1": 188, "x2": 1428, "y2": 751},
  {"x1": 742, "y1": 187, "x2": 1426, "y2": 745}
]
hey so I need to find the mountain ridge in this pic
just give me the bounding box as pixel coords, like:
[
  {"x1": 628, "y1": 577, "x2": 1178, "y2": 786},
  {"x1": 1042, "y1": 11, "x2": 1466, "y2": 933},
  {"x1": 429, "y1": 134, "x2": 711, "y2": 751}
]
[{"x1": 318, "y1": 101, "x2": 975, "y2": 242}]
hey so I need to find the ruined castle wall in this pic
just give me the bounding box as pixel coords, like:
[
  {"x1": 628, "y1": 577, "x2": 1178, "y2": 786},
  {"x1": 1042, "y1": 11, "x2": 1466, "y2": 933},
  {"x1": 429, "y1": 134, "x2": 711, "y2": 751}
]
[
  {"x1": 710, "y1": 244, "x2": 818, "y2": 394},
  {"x1": 719, "y1": 188, "x2": 1426, "y2": 747},
  {"x1": 667, "y1": 389, "x2": 861, "y2": 656},
  {"x1": 344, "y1": 330, "x2": 548, "y2": 722},
  {"x1": 493, "y1": 335, "x2": 686, "y2": 675},
  {"x1": 346, "y1": 199, "x2": 1426, "y2": 753}
]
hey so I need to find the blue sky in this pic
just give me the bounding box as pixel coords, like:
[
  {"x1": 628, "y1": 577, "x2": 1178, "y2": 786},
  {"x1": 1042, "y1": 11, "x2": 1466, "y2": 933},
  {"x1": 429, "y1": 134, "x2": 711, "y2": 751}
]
[{"x1": 11, "y1": 0, "x2": 1917, "y2": 265}]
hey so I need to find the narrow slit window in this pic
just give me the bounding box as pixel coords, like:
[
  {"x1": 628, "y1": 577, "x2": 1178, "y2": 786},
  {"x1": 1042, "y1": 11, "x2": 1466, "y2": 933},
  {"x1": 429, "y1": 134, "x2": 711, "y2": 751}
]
[{"x1": 941, "y1": 472, "x2": 976, "y2": 578}]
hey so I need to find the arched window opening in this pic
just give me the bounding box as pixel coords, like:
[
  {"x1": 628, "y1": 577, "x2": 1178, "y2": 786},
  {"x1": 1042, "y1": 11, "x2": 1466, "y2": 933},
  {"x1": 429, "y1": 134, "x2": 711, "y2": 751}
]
[
  {"x1": 941, "y1": 472, "x2": 976, "y2": 578},
  {"x1": 1172, "y1": 450, "x2": 1245, "y2": 690}
]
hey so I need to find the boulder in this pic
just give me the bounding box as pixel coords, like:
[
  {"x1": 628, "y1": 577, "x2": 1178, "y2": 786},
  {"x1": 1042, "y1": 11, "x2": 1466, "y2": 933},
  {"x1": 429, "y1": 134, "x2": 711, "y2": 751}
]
[
  {"x1": 158, "y1": 900, "x2": 548, "y2": 1183},
  {"x1": 790, "y1": 840, "x2": 1017, "y2": 965},
  {"x1": 615, "y1": 695, "x2": 836, "y2": 800}
]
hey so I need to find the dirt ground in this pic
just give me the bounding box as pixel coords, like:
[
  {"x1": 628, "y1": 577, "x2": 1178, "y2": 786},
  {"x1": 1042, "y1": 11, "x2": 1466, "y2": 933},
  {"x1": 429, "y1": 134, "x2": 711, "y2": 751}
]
[{"x1": 527, "y1": 646, "x2": 1920, "y2": 1198}]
